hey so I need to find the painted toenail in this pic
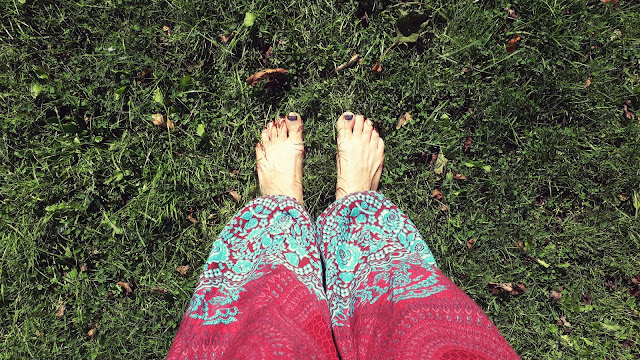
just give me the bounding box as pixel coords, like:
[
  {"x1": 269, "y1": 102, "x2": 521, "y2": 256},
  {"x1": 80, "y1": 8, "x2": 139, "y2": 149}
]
[
  {"x1": 288, "y1": 115, "x2": 297, "y2": 121},
  {"x1": 345, "y1": 114, "x2": 353, "y2": 120}
]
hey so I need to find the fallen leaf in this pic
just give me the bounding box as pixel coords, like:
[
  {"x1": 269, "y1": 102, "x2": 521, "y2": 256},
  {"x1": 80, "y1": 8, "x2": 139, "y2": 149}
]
[
  {"x1": 618, "y1": 194, "x2": 629, "y2": 201},
  {"x1": 80, "y1": 263, "x2": 88, "y2": 272},
  {"x1": 431, "y1": 189, "x2": 444, "y2": 201},
  {"x1": 623, "y1": 100, "x2": 635, "y2": 119},
  {"x1": 371, "y1": 62, "x2": 382, "y2": 73},
  {"x1": 439, "y1": 204, "x2": 447, "y2": 212},
  {"x1": 515, "y1": 241, "x2": 527, "y2": 252},
  {"x1": 488, "y1": 282, "x2": 526, "y2": 296},
  {"x1": 433, "y1": 151, "x2": 448, "y2": 175},
  {"x1": 581, "y1": 293, "x2": 593, "y2": 305},
  {"x1": 630, "y1": 285, "x2": 640, "y2": 297},
  {"x1": 136, "y1": 68, "x2": 152, "y2": 84},
  {"x1": 176, "y1": 265, "x2": 191, "y2": 276},
  {"x1": 88, "y1": 324, "x2": 98, "y2": 338},
  {"x1": 550, "y1": 288, "x2": 563, "y2": 302},
  {"x1": 188, "y1": 208, "x2": 196, "y2": 224},
  {"x1": 452, "y1": 171, "x2": 467, "y2": 180},
  {"x1": 619, "y1": 339, "x2": 634, "y2": 349},
  {"x1": 245, "y1": 68, "x2": 287, "y2": 86},
  {"x1": 584, "y1": 77, "x2": 591, "y2": 88},
  {"x1": 360, "y1": 11, "x2": 369, "y2": 23},
  {"x1": 117, "y1": 281, "x2": 133, "y2": 295},
  {"x1": 463, "y1": 137, "x2": 473, "y2": 153},
  {"x1": 220, "y1": 31, "x2": 236, "y2": 44},
  {"x1": 506, "y1": 35, "x2": 521, "y2": 53},
  {"x1": 150, "y1": 286, "x2": 169, "y2": 294},
  {"x1": 557, "y1": 315, "x2": 571, "y2": 328},
  {"x1": 262, "y1": 46, "x2": 273, "y2": 64},
  {"x1": 55, "y1": 301, "x2": 66, "y2": 318},
  {"x1": 231, "y1": 170, "x2": 240, "y2": 176},
  {"x1": 602, "y1": 0, "x2": 619, "y2": 7},
  {"x1": 162, "y1": 25, "x2": 171, "y2": 35},
  {"x1": 466, "y1": 238, "x2": 477, "y2": 249},
  {"x1": 151, "y1": 113, "x2": 175, "y2": 129},
  {"x1": 632, "y1": 275, "x2": 640, "y2": 285},
  {"x1": 228, "y1": 189, "x2": 242, "y2": 202},
  {"x1": 505, "y1": 7, "x2": 518, "y2": 19},
  {"x1": 396, "y1": 112, "x2": 412, "y2": 129},
  {"x1": 335, "y1": 54, "x2": 361, "y2": 72}
]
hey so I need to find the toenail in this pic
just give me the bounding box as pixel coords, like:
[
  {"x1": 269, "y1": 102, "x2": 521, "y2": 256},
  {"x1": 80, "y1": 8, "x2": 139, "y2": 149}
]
[
  {"x1": 345, "y1": 114, "x2": 353, "y2": 120},
  {"x1": 288, "y1": 115, "x2": 297, "y2": 121}
]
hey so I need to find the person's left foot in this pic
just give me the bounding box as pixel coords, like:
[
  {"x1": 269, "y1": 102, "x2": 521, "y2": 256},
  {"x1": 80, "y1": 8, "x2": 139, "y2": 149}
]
[{"x1": 255, "y1": 112, "x2": 305, "y2": 205}]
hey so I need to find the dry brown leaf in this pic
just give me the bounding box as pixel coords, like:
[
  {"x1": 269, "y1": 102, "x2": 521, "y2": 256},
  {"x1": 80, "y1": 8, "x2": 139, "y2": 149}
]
[
  {"x1": 632, "y1": 275, "x2": 640, "y2": 285},
  {"x1": 515, "y1": 241, "x2": 527, "y2": 252},
  {"x1": 88, "y1": 324, "x2": 98, "y2": 338},
  {"x1": 150, "y1": 286, "x2": 169, "y2": 294},
  {"x1": 336, "y1": 54, "x2": 361, "y2": 72},
  {"x1": 488, "y1": 281, "x2": 526, "y2": 296},
  {"x1": 228, "y1": 189, "x2": 242, "y2": 202},
  {"x1": 557, "y1": 315, "x2": 571, "y2": 328},
  {"x1": 396, "y1": 112, "x2": 412, "y2": 130},
  {"x1": 246, "y1": 68, "x2": 287, "y2": 86},
  {"x1": 623, "y1": 100, "x2": 636, "y2": 119},
  {"x1": 55, "y1": 301, "x2": 66, "y2": 318},
  {"x1": 188, "y1": 207, "x2": 196, "y2": 224},
  {"x1": 162, "y1": 25, "x2": 171, "y2": 35},
  {"x1": 263, "y1": 46, "x2": 273, "y2": 64},
  {"x1": 431, "y1": 189, "x2": 444, "y2": 201},
  {"x1": 581, "y1": 293, "x2": 593, "y2": 305},
  {"x1": 602, "y1": 0, "x2": 619, "y2": 7},
  {"x1": 505, "y1": 7, "x2": 518, "y2": 19},
  {"x1": 584, "y1": 77, "x2": 591, "y2": 88},
  {"x1": 439, "y1": 204, "x2": 448, "y2": 212},
  {"x1": 80, "y1": 263, "x2": 88, "y2": 272},
  {"x1": 176, "y1": 265, "x2": 191, "y2": 276},
  {"x1": 629, "y1": 285, "x2": 639, "y2": 297},
  {"x1": 151, "y1": 113, "x2": 175, "y2": 129},
  {"x1": 452, "y1": 172, "x2": 467, "y2": 181},
  {"x1": 618, "y1": 194, "x2": 629, "y2": 201},
  {"x1": 371, "y1": 62, "x2": 382, "y2": 73},
  {"x1": 463, "y1": 137, "x2": 473, "y2": 153},
  {"x1": 550, "y1": 288, "x2": 563, "y2": 302},
  {"x1": 220, "y1": 32, "x2": 236, "y2": 44},
  {"x1": 466, "y1": 238, "x2": 477, "y2": 249},
  {"x1": 117, "y1": 281, "x2": 133, "y2": 296},
  {"x1": 506, "y1": 35, "x2": 521, "y2": 53},
  {"x1": 136, "y1": 68, "x2": 152, "y2": 84}
]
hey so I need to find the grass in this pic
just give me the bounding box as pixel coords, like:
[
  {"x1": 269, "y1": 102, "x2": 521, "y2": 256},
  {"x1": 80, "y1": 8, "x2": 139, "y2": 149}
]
[{"x1": 1, "y1": 0, "x2": 639, "y2": 358}]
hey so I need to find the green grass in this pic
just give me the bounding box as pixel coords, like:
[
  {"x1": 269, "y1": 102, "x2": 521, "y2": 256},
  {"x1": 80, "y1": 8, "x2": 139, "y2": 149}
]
[{"x1": 1, "y1": 0, "x2": 639, "y2": 358}]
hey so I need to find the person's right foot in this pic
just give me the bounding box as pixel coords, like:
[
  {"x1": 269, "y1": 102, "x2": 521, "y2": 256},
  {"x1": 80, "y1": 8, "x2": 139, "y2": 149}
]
[{"x1": 335, "y1": 112, "x2": 385, "y2": 200}]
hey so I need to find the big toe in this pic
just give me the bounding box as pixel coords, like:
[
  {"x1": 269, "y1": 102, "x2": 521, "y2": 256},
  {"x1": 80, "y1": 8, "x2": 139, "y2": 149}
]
[
  {"x1": 285, "y1": 112, "x2": 303, "y2": 142},
  {"x1": 336, "y1": 111, "x2": 355, "y2": 138}
]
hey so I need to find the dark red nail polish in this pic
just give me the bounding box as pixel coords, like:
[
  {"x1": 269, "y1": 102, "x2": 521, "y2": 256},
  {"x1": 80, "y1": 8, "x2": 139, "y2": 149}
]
[{"x1": 288, "y1": 115, "x2": 297, "y2": 121}]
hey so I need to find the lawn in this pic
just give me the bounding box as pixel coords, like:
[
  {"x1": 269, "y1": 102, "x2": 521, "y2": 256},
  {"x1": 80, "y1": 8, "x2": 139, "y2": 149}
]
[{"x1": 1, "y1": 0, "x2": 639, "y2": 358}]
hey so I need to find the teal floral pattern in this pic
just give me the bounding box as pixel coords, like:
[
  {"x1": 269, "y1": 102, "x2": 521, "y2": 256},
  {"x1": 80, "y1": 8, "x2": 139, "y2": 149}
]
[
  {"x1": 186, "y1": 195, "x2": 325, "y2": 325},
  {"x1": 316, "y1": 191, "x2": 445, "y2": 326}
]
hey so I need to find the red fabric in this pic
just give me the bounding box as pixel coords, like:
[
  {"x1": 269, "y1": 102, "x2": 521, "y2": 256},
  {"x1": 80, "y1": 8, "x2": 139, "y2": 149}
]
[{"x1": 167, "y1": 193, "x2": 520, "y2": 359}]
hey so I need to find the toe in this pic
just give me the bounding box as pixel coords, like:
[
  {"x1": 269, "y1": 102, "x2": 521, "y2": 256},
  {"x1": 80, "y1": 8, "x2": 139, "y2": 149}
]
[
  {"x1": 353, "y1": 114, "x2": 365, "y2": 134},
  {"x1": 371, "y1": 128, "x2": 380, "y2": 144},
  {"x1": 336, "y1": 111, "x2": 355, "y2": 137},
  {"x1": 267, "y1": 121, "x2": 277, "y2": 140},
  {"x1": 377, "y1": 137, "x2": 385, "y2": 153},
  {"x1": 255, "y1": 142, "x2": 267, "y2": 163},
  {"x1": 276, "y1": 116, "x2": 288, "y2": 140},
  {"x1": 363, "y1": 119, "x2": 374, "y2": 139},
  {"x1": 285, "y1": 112, "x2": 303, "y2": 141},
  {"x1": 261, "y1": 127, "x2": 270, "y2": 144}
]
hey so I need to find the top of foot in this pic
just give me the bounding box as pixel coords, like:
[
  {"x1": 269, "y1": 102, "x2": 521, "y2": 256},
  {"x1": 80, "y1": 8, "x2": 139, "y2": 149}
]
[
  {"x1": 335, "y1": 111, "x2": 385, "y2": 200},
  {"x1": 255, "y1": 112, "x2": 305, "y2": 205}
]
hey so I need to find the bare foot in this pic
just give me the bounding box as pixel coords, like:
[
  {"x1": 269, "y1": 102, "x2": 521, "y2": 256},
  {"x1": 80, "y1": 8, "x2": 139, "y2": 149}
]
[
  {"x1": 335, "y1": 111, "x2": 385, "y2": 200},
  {"x1": 255, "y1": 112, "x2": 305, "y2": 205}
]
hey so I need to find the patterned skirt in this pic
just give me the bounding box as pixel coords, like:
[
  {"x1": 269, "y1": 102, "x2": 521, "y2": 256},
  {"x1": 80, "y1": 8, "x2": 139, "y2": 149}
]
[{"x1": 167, "y1": 191, "x2": 520, "y2": 360}]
